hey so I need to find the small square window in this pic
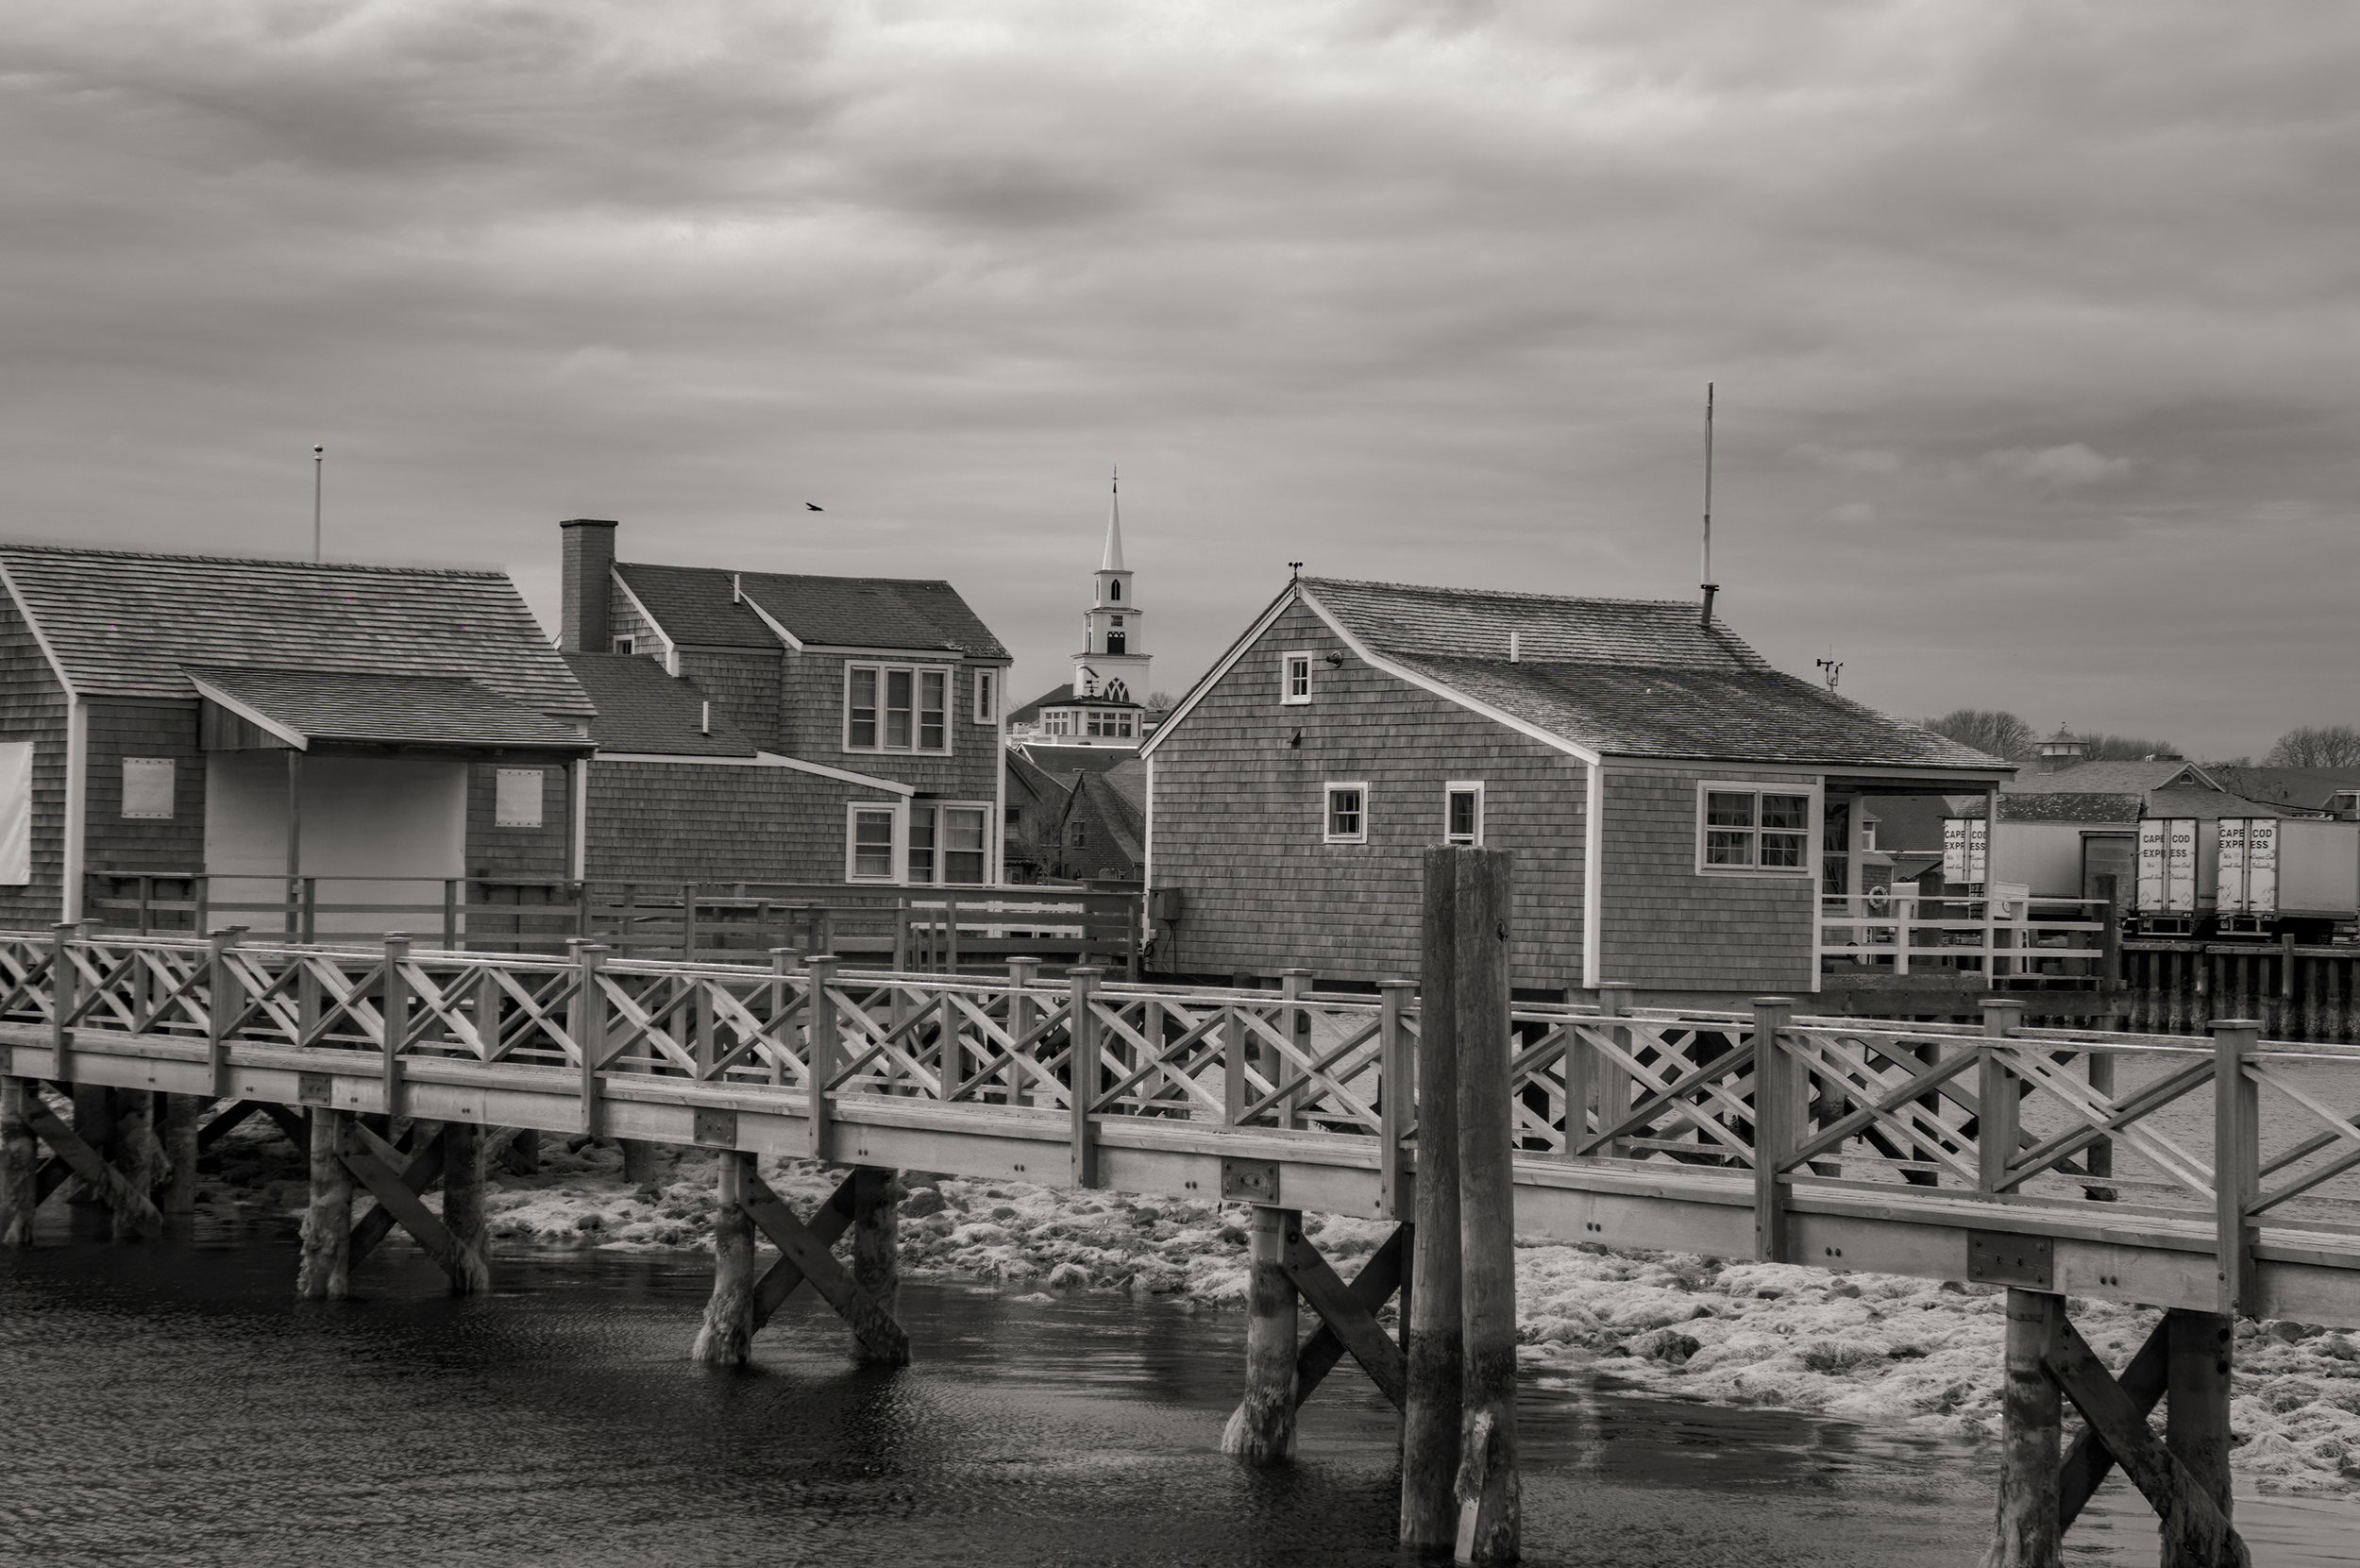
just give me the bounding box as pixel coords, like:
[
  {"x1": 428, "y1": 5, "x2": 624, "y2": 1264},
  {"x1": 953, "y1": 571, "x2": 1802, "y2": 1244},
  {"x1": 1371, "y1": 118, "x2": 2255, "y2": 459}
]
[
  {"x1": 1324, "y1": 783, "x2": 1367, "y2": 843},
  {"x1": 1444, "y1": 782, "x2": 1483, "y2": 846},
  {"x1": 122, "y1": 758, "x2": 175, "y2": 820},
  {"x1": 495, "y1": 768, "x2": 544, "y2": 828},
  {"x1": 1281, "y1": 651, "x2": 1313, "y2": 706}
]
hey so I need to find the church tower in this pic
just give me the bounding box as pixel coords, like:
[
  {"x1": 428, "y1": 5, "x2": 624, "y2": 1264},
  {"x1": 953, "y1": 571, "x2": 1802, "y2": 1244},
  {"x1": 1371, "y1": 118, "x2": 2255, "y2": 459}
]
[{"x1": 1071, "y1": 468, "x2": 1152, "y2": 704}]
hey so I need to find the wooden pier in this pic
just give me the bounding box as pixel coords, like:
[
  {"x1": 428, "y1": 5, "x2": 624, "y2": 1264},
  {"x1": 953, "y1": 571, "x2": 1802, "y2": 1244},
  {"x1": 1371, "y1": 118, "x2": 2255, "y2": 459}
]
[{"x1": 8, "y1": 861, "x2": 2359, "y2": 1563}]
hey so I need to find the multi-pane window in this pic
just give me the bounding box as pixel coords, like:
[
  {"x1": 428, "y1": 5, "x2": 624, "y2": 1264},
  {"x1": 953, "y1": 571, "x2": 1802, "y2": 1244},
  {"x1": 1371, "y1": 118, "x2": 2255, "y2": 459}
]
[
  {"x1": 1324, "y1": 783, "x2": 1367, "y2": 843},
  {"x1": 1444, "y1": 782, "x2": 1483, "y2": 847},
  {"x1": 1044, "y1": 709, "x2": 1073, "y2": 736},
  {"x1": 1699, "y1": 786, "x2": 1813, "y2": 873},
  {"x1": 907, "y1": 806, "x2": 936, "y2": 883},
  {"x1": 1086, "y1": 709, "x2": 1135, "y2": 738},
  {"x1": 848, "y1": 806, "x2": 897, "y2": 881},
  {"x1": 1281, "y1": 651, "x2": 1313, "y2": 705},
  {"x1": 903, "y1": 803, "x2": 990, "y2": 885},
  {"x1": 973, "y1": 668, "x2": 998, "y2": 724},
  {"x1": 845, "y1": 663, "x2": 952, "y2": 753}
]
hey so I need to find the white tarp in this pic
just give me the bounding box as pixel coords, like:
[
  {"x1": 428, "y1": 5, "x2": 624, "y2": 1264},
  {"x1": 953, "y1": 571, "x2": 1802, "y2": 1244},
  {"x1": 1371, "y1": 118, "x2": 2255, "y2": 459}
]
[{"x1": 0, "y1": 742, "x2": 30, "y2": 885}]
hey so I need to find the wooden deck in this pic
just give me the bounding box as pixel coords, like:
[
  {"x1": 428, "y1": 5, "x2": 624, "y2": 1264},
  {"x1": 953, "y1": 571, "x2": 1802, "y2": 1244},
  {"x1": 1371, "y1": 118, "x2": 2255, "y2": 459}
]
[{"x1": 9, "y1": 926, "x2": 2360, "y2": 1331}]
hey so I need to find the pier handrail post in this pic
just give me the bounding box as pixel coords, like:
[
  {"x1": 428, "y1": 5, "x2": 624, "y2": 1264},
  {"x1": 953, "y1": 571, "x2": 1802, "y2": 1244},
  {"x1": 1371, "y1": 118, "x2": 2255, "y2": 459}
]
[
  {"x1": 802, "y1": 953, "x2": 838, "y2": 1158},
  {"x1": 1378, "y1": 977, "x2": 1416, "y2": 1219},
  {"x1": 2212, "y1": 1017, "x2": 2262, "y2": 1319},
  {"x1": 1978, "y1": 998, "x2": 2028, "y2": 1197},
  {"x1": 763, "y1": 948, "x2": 796, "y2": 1087},
  {"x1": 380, "y1": 935, "x2": 411, "y2": 1120},
  {"x1": 1400, "y1": 849, "x2": 1464, "y2": 1551},
  {"x1": 1007, "y1": 957, "x2": 1039, "y2": 1106},
  {"x1": 1277, "y1": 967, "x2": 1313, "y2": 1130},
  {"x1": 49, "y1": 920, "x2": 76, "y2": 1084},
  {"x1": 1751, "y1": 996, "x2": 1797, "y2": 1263},
  {"x1": 573, "y1": 942, "x2": 608, "y2": 1138},
  {"x1": 1592, "y1": 982, "x2": 1639, "y2": 1158},
  {"x1": 205, "y1": 925, "x2": 245, "y2": 1098},
  {"x1": 1068, "y1": 966, "x2": 1103, "y2": 1189}
]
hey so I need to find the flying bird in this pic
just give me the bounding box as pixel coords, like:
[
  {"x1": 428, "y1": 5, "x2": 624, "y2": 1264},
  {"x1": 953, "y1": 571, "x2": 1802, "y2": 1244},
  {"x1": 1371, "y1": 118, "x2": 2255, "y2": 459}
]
[{"x1": 805, "y1": 502, "x2": 823, "y2": 512}]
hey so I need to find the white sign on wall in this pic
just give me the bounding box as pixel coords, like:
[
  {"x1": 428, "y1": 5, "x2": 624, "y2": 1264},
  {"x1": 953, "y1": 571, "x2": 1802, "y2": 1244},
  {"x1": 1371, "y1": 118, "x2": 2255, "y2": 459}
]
[{"x1": 1943, "y1": 818, "x2": 1988, "y2": 885}]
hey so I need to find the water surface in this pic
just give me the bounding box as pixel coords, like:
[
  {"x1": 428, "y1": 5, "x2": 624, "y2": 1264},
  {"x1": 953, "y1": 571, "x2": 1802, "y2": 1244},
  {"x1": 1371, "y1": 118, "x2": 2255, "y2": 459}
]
[{"x1": 0, "y1": 1237, "x2": 2352, "y2": 1566}]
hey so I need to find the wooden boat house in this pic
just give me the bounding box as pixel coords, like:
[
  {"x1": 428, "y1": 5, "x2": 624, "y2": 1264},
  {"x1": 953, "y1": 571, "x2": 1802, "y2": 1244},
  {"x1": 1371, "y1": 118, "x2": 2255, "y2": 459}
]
[{"x1": 1139, "y1": 576, "x2": 2018, "y2": 1002}]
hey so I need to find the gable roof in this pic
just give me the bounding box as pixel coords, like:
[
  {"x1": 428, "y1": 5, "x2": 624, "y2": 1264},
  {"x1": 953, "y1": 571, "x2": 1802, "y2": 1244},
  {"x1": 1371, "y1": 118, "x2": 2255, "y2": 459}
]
[
  {"x1": 1062, "y1": 764, "x2": 1147, "y2": 868},
  {"x1": 187, "y1": 666, "x2": 591, "y2": 752},
  {"x1": 0, "y1": 545, "x2": 592, "y2": 717},
  {"x1": 562, "y1": 653, "x2": 757, "y2": 757},
  {"x1": 613, "y1": 562, "x2": 1008, "y2": 660},
  {"x1": 1005, "y1": 748, "x2": 1077, "y2": 810},
  {"x1": 2203, "y1": 766, "x2": 2360, "y2": 813},
  {"x1": 1141, "y1": 577, "x2": 2004, "y2": 774},
  {"x1": 2006, "y1": 759, "x2": 2217, "y2": 797}
]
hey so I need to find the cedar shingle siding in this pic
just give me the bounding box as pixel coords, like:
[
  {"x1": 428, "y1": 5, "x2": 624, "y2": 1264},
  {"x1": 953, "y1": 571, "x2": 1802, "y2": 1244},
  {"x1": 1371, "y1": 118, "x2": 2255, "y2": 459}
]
[
  {"x1": 0, "y1": 591, "x2": 69, "y2": 924},
  {"x1": 585, "y1": 761, "x2": 896, "y2": 883},
  {"x1": 1150, "y1": 600, "x2": 1586, "y2": 986},
  {"x1": 85, "y1": 700, "x2": 206, "y2": 876},
  {"x1": 467, "y1": 763, "x2": 570, "y2": 883},
  {"x1": 1597, "y1": 764, "x2": 1815, "y2": 993}
]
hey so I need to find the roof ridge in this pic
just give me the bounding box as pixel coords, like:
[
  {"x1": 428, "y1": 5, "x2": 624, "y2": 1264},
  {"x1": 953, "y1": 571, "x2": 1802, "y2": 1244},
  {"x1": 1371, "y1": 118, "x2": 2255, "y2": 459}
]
[
  {"x1": 619, "y1": 560, "x2": 959, "y2": 592},
  {"x1": 1303, "y1": 575, "x2": 1712, "y2": 612},
  {"x1": 0, "y1": 542, "x2": 508, "y2": 580}
]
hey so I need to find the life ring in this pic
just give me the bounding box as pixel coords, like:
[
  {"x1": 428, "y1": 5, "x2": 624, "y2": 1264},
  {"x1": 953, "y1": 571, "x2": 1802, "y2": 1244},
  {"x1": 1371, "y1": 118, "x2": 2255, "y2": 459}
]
[{"x1": 1866, "y1": 885, "x2": 1891, "y2": 912}]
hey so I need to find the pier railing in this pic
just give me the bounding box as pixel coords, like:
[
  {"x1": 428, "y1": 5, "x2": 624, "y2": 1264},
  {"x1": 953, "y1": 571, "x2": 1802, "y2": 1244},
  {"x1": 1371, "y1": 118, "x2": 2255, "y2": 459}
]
[
  {"x1": 8, "y1": 928, "x2": 2360, "y2": 1314},
  {"x1": 1817, "y1": 891, "x2": 2110, "y2": 982}
]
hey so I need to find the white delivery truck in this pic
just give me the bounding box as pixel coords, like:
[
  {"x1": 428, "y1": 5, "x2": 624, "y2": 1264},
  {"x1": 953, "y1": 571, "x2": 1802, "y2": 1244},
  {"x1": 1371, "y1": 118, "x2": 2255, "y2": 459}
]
[{"x1": 2216, "y1": 817, "x2": 2360, "y2": 939}]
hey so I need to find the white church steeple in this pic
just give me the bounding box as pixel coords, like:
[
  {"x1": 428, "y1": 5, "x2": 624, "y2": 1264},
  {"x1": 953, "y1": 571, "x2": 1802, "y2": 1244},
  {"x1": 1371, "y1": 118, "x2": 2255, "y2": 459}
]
[{"x1": 1074, "y1": 465, "x2": 1150, "y2": 705}]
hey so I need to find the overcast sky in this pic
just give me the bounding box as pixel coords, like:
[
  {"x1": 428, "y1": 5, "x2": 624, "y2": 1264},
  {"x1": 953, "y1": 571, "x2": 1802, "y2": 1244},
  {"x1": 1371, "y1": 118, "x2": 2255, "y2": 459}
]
[{"x1": 6, "y1": 3, "x2": 2355, "y2": 758}]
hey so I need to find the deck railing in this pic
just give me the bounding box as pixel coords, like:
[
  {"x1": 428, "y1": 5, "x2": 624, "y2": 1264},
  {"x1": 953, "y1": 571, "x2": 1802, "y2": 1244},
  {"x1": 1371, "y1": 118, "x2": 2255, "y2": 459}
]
[
  {"x1": 1818, "y1": 891, "x2": 2111, "y2": 983},
  {"x1": 12, "y1": 928, "x2": 2360, "y2": 1302}
]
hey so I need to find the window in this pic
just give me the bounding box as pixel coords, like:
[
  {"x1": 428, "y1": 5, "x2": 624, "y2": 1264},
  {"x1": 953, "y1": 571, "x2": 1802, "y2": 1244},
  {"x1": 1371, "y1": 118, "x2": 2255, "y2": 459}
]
[
  {"x1": 494, "y1": 768, "x2": 545, "y2": 828},
  {"x1": 973, "y1": 668, "x2": 998, "y2": 724},
  {"x1": 1281, "y1": 651, "x2": 1313, "y2": 705},
  {"x1": 1044, "y1": 709, "x2": 1073, "y2": 736},
  {"x1": 0, "y1": 742, "x2": 30, "y2": 885},
  {"x1": 907, "y1": 805, "x2": 936, "y2": 884},
  {"x1": 1444, "y1": 781, "x2": 1483, "y2": 846},
  {"x1": 1324, "y1": 782, "x2": 1368, "y2": 843},
  {"x1": 1104, "y1": 680, "x2": 1128, "y2": 702},
  {"x1": 1697, "y1": 784, "x2": 1814, "y2": 874},
  {"x1": 1109, "y1": 580, "x2": 1121, "y2": 601},
  {"x1": 122, "y1": 758, "x2": 175, "y2": 820},
  {"x1": 1107, "y1": 629, "x2": 1127, "y2": 654},
  {"x1": 1086, "y1": 709, "x2": 1136, "y2": 739},
  {"x1": 902, "y1": 802, "x2": 990, "y2": 885},
  {"x1": 847, "y1": 805, "x2": 898, "y2": 882},
  {"x1": 612, "y1": 635, "x2": 636, "y2": 655},
  {"x1": 1072, "y1": 820, "x2": 1088, "y2": 847},
  {"x1": 844, "y1": 663, "x2": 952, "y2": 754}
]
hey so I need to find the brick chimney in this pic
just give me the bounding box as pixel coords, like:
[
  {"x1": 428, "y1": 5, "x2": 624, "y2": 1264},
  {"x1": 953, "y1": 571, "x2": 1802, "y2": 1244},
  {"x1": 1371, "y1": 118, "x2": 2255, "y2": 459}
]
[{"x1": 560, "y1": 518, "x2": 618, "y2": 653}]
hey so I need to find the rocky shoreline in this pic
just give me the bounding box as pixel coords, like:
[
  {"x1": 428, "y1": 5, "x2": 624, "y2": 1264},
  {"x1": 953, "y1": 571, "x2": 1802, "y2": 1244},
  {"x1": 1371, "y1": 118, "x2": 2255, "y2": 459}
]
[{"x1": 191, "y1": 1123, "x2": 2360, "y2": 1496}]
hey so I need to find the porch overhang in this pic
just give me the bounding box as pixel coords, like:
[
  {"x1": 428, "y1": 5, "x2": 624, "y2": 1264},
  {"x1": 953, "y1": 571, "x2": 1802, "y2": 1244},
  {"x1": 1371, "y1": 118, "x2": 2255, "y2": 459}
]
[{"x1": 187, "y1": 666, "x2": 595, "y2": 758}]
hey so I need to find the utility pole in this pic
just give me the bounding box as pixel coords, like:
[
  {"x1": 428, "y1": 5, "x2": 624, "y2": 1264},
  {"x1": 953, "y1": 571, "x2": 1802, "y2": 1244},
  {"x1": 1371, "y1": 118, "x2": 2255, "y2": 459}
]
[{"x1": 312, "y1": 446, "x2": 325, "y2": 563}]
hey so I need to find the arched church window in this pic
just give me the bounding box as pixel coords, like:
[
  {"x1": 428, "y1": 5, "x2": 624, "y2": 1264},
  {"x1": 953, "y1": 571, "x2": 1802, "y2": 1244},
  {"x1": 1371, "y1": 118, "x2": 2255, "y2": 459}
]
[
  {"x1": 1110, "y1": 581, "x2": 1121, "y2": 601},
  {"x1": 1105, "y1": 681, "x2": 1129, "y2": 702}
]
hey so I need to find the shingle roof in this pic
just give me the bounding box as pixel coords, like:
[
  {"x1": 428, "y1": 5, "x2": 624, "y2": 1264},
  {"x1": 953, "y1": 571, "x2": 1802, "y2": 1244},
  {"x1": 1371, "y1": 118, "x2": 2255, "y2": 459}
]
[
  {"x1": 1295, "y1": 579, "x2": 2001, "y2": 771},
  {"x1": 2203, "y1": 766, "x2": 2360, "y2": 812},
  {"x1": 1998, "y1": 792, "x2": 2144, "y2": 824},
  {"x1": 1005, "y1": 748, "x2": 1076, "y2": 809},
  {"x1": 615, "y1": 562, "x2": 1008, "y2": 660},
  {"x1": 0, "y1": 545, "x2": 591, "y2": 717},
  {"x1": 187, "y1": 666, "x2": 591, "y2": 752},
  {"x1": 2006, "y1": 760, "x2": 2213, "y2": 796},
  {"x1": 562, "y1": 653, "x2": 756, "y2": 757}
]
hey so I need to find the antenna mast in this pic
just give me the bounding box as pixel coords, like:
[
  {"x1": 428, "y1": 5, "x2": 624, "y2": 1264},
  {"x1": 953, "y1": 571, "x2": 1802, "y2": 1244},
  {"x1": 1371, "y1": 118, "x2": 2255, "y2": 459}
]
[
  {"x1": 1699, "y1": 383, "x2": 1717, "y2": 626},
  {"x1": 312, "y1": 445, "x2": 325, "y2": 563}
]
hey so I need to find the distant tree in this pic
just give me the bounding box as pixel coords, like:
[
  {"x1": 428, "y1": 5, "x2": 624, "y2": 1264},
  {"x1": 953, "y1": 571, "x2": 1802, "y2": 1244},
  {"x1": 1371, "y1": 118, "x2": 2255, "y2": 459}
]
[
  {"x1": 1922, "y1": 709, "x2": 2036, "y2": 762},
  {"x1": 1142, "y1": 689, "x2": 1178, "y2": 722},
  {"x1": 2265, "y1": 725, "x2": 2360, "y2": 767},
  {"x1": 2081, "y1": 733, "x2": 2183, "y2": 762}
]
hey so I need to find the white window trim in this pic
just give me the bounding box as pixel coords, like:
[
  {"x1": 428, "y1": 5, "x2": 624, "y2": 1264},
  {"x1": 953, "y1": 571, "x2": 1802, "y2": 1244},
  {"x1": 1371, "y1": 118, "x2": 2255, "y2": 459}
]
[
  {"x1": 845, "y1": 801, "x2": 906, "y2": 884},
  {"x1": 1281, "y1": 650, "x2": 1313, "y2": 706},
  {"x1": 972, "y1": 667, "x2": 999, "y2": 725},
  {"x1": 1443, "y1": 779, "x2": 1484, "y2": 847},
  {"x1": 1323, "y1": 780, "x2": 1369, "y2": 844},
  {"x1": 1694, "y1": 780, "x2": 1821, "y2": 878},
  {"x1": 841, "y1": 660, "x2": 956, "y2": 756},
  {"x1": 902, "y1": 799, "x2": 996, "y2": 887}
]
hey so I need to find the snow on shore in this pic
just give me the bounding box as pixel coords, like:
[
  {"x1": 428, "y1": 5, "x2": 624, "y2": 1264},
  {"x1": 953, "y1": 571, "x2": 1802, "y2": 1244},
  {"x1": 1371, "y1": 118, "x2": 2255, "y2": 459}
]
[{"x1": 196, "y1": 1125, "x2": 2360, "y2": 1495}]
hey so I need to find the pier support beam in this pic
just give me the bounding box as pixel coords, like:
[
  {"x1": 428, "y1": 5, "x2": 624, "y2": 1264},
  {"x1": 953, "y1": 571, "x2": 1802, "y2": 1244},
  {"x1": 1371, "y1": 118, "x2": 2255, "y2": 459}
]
[
  {"x1": 441, "y1": 1120, "x2": 488, "y2": 1294},
  {"x1": 158, "y1": 1092, "x2": 203, "y2": 1229},
  {"x1": 297, "y1": 1108, "x2": 352, "y2": 1300},
  {"x1": 1401, "y1": 847, "x2": 1467, "y2": 1551},
  {"x1": 2166, "y1": 1310, "x2": 2236, "y2": 1556},
  {"x1": 110, "y1": 1087, "x2": 156, "y2": 1242},
  {"x1": 849, "y1": 1167, "x2": 906, "y2": 1366},
  {"x1": 1221, "y1": 1204, "x2": 1299, "y2": 1463},
  {"x1": 1986, "y1": 1289, "x2": 2064, "y2": 1568},
  {"x1": 1450, "y1": 847, "x2": 1518, "y2": 1568},
  {"x1": 1, "y1": 1078, "x2": 36, "y2": 1246},
  {"x1": 618, "y1": 1138, "x2": 664, "y2": 1187},
  {"x1": 68, "y1": 1084, "x2": 112, "y2": 1208},
  {"x1": 692, "y1": 1151, "x2": 758, "y2": 1366}
]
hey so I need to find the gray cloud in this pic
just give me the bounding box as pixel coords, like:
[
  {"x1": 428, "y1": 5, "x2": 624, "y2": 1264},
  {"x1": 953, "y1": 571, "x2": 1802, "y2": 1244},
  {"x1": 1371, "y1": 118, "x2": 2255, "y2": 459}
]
[{"x1": 2, "y1": 1, "x2": 2356, "y2": 758}]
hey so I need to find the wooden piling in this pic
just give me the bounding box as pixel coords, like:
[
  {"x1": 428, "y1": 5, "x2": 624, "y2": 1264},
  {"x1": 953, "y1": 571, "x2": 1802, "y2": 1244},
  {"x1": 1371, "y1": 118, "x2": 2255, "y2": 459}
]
[
  {"x1": 1221, "y1": 1204, "x2": 1299, "y2": 1463},
  {"x1": 296, "y1": 1108, "x2": 352, "y2": 1300},
  {"x1": 850, "y1": 1167, "x2": 907, "y2": 1365},
  {"x1": 0, "y1": 1077, "x2": 36, "y2": 1247},
  {"x1": 68, "y1": 1084, "x2": 111, "y2": 1208},
  {"x1": 441, "y1": 1120, "x2": 489, "y2": 1294},
  {"x1": 110, "y1": 1087, "x2": 155, "y2": 1242},
  {"x1": 159, "y1": 1092, "x2": 201, "y2": 1227},
  {"x1": 1401, "y1": 848, "x2": 1466, "y2": 1551},
  {"x1": 619, "y1": 1138, "x2": 665, "y2": 1187},
  {"x1": 691, "y1": 1150, "x2": 756, "y2": 1365},
  {"x1": 1450, "y1": 848, "x2": 1519, "y2": 1566},
  {"x1": 2166, "y1": 1308, "x2": 2234, "y2": 1531},
  {"x1": 1986, "y1": 1288, "x2": 2064, "y2": 1568}
]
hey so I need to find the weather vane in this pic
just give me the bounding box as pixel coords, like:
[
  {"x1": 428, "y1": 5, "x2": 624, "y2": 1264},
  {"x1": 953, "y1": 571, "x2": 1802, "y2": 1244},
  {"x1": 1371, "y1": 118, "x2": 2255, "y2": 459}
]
[{"x1": 1815, "y1": 654, "x2": 1843, "y2": 690}]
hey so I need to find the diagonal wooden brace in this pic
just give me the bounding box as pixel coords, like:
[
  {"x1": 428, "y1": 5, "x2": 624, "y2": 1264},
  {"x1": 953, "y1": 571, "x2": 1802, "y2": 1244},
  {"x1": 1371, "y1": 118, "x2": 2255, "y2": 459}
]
[
  {"x1": 2059, "y1": 1314, "x2": 2168, "y2": 1529},
  {"x1": 23, "y1": 1100, "x2": 160, "y2": 1237},
  {"x1": 750, "y1": 1171, "x2": 857, "y2": 1331},
  {"x1": 1288, "y1": 1222, "x2": 1408, "y2": 1412},
  {"x1": 195, "y1": 1099, "x2": 263, "y2": 1153},
  {"x1": 340, "y1": 1124, "x2": 483, "y2": 1292},
  {"x1": 2044, "y1": 1320, "x2": 2250, "y2": 1568},
  {"x1": 259, "y1": 1101, "x2": 310, "y2": 1152},
  {"x1": 347, "y1": 1124, "x2": 446, "y2": 1267},
  {"x1": 739, "y1": 1169, "x2": 907, "y2": 1362}
]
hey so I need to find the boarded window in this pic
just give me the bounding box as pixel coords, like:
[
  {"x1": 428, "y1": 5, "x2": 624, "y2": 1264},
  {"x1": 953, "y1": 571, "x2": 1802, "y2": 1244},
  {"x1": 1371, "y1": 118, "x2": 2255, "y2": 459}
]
[
  {"x1": 122, "y1": 757, "x2": 175, "y2": 819},
  {"x1": 0, "y1": 742, "x2": 29, "y2": 885},
  {"x1": 495, "y1": 768, "x2": 545, "y2": 828}
]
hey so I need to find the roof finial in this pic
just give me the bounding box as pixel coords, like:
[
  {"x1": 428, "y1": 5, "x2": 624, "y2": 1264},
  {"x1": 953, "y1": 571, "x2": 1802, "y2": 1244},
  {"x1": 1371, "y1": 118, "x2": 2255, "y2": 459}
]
[{"x1": 1101, "y1": 464, "x2": 1126, "y2": 572}]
